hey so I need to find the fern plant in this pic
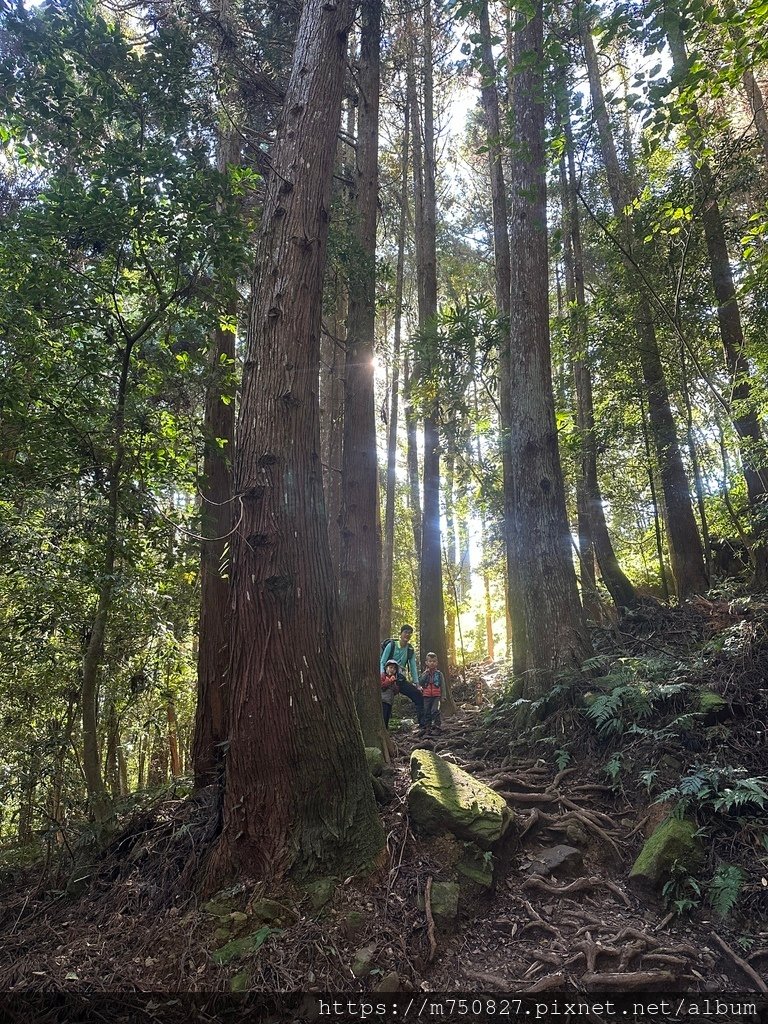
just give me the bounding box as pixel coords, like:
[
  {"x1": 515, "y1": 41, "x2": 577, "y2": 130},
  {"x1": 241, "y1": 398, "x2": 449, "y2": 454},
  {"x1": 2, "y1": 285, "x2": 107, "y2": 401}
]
[{"x1": 708, "y1": 865, "x2": 745, "y2": 919}]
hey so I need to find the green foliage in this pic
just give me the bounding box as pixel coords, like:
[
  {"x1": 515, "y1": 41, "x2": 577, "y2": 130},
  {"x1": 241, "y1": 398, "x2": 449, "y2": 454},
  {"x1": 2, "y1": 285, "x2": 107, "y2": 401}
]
[
  {"x1": 657, "y1": 765, "x2": 768, "y2": 817},
  {"x1": 661, "y1": 860, "x2": 702, "y2": 917},
  {"x1": 708, "y1": 865, "x2": 745, "y2": 919},
  {"x1": 0, "y1": 0, "x2": 249, "y2": 840}
]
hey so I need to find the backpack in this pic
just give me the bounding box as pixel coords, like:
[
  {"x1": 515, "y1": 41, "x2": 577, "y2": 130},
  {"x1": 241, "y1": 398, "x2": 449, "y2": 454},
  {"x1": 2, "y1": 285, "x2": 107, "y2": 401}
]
[{"x1": 380, "y1": 637, "x2": 414, "y2": 665}]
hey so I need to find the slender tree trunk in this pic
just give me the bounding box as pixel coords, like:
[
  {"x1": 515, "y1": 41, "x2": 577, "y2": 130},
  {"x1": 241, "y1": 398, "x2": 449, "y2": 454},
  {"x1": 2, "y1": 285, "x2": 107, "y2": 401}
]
[
  {"x1": 444, "y1": 440, "x2": 457, "y2": 666},
  {"x1": 193, "y1": 122, "x2": 238, "y2": 788},
  {"x1": 104, "y1": 703, "x2": 121, "y2": 800},
  {"x1": 217, "y1": 0, "x2": 383, "y2": 881},
  {"x1": 404, "y1": 351, "x2": 422, "y2": 605},
  {"x1": 193, "y1": 0, "x2": 241, "y2": 788},
  {"x1": 640, "y1": 396, "x2": 671, "y2": 602},
  {"x1": 506, "y1": 4, "x2": 590, "y2": 696},
  {"x1": 478, "y1": 0, "x2": 527, "y2": 672},
  {"x1": 580, "y1": 15, "x2": 707, "y2": 599},
  {"x1": 679, "y1": 341, "x2": 711, "y2": 572},
  {"x1": 167, "y1": 699, "x2": 181, "y2": 779},
  {"x1": 559, "y1": 96, "x2": 638, "y2": 611},
  {"x1": 409, "y1": 8, "x2": 449, "y2": 694},
  {"x1": 381, "y1": 97, "x2": 409, "y2": 639},
  {"x1": 339, "y1": 0, "x2": 387, "y2": 750},
  {"x1": 81, "y1": 335, "x2": 133, "y2": 824}
]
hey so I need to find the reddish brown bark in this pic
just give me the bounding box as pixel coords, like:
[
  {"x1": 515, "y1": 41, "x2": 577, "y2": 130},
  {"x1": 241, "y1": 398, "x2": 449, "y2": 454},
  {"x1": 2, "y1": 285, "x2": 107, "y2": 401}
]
[
  {"x1": 218, "y1": 0, "x2": 383, "y2": 881},
  {"x1": 506, "y1": 4, "x2": 590, "y2": 693},
  {"x1": 381, "y1": 97, "x2": 409, "y2": 639},
  {"x1": 477, "y1": 0, "x2": 527, "y2": 671},
  {"x1": 339, "y1": 0, "x2": 387, "y2": 749}
]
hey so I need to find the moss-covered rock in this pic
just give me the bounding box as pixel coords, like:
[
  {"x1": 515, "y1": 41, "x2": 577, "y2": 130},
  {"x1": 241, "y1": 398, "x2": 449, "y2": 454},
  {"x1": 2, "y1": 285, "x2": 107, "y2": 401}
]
[
  {"x1": 212, "y1": 926, "x2": 277, "y2": 965},
  {"x1": 429, "y1": 881, "x2": 460, "y2": 923},
  {"x1": 202, "y1": 897, "x2": 234, "y2": 919},
  {"x1": 456, "y1": 843, "x2": 494, "y2": 888},
  {"x1": 365, "y1": 747, "x2": 385, "y2": 777},
  {"x1": 304, "y1": 877, "x2": 336, "y2": 911},
  {"x1": 629, "y1": 817, "x2": 703, "y2": 890},
  {"x1": 248, "y1": 898, "x2": 297, "y2": 927},
  {"x1": 230, "y1": 971, "x2": 249, "y2": 992},
  {"x1": 407, "y1": 750, "x2": 512, "y2": 848}
]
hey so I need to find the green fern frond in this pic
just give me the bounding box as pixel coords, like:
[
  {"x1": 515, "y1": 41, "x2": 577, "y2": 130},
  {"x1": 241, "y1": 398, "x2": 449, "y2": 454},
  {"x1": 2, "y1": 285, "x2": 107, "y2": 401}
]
[{"x1": 708, "y1": 866, "x2": 745, "y2": 918}]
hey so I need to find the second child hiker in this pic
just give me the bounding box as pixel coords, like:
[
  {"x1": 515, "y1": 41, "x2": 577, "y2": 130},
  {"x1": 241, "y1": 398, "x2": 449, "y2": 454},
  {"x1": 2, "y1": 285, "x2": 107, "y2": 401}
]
[
  {"x1": 380, "y1": 659, "x2": 400, "y2": 729},
  {"x1": 379, "y1": 624, "x2": 425, "y2": 730},
  {"x1": 419, "y1": 651, "x2": 444, "y2": 737}
]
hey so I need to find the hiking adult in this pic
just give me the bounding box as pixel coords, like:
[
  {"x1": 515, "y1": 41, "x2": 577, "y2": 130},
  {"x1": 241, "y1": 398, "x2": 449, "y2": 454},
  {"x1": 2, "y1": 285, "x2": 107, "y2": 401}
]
[{"x1": 379, "y1": 624, "x2": 424, "y2": 729}]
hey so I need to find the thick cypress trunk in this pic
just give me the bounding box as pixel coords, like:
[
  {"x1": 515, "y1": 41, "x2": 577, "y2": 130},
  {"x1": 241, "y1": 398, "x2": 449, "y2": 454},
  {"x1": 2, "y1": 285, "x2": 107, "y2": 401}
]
[
  {"x1": 339, "y1": 0, "x2": 386, "y2": 750},
  {"x1": 478, "y1": 0, "x2": 528, "y2": 672},
  {"x1": 506, "y1": 5, "x2": 590, "y2": 694},
  {"x1": 581, "y1": 18, "x2": 707, "y2": 599},
  {"x1": 218, "y1": 0, "x2": 384, "y2": 881}
]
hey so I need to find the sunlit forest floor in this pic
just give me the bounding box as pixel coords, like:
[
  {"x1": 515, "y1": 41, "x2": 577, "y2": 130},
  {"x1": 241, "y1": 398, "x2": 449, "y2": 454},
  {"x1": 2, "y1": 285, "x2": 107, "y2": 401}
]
[{"x1": 1, "y1": 598, "x2": 767, "y2": 994}]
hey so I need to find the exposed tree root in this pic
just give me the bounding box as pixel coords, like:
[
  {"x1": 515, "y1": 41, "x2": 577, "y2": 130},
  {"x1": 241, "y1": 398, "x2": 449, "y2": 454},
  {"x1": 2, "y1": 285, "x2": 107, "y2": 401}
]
[
  {"x1": 579, "y1": 970, "x2": 675, "y2": 990},
  {"x1": 522, "y1": 874, "x2": 631, "y2": 907},
  {"x1": 712, "y1": 932, "x2": 768, "y2": 992}
]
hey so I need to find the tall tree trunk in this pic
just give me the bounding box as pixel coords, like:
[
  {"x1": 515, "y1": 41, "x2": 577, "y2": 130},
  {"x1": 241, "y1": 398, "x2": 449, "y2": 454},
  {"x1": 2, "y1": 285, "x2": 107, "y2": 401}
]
[
  {"x1": 404, "y1": 350, "x2": 422, "y2": 611},
  {"x1": 167, "y1": 699, "x2": 182, "y2": 779},
  {"x1": 217, "y1": 0, "x2": 383, "y2": 881},
  {"x1": 663, "y1": 7, "x2": 768, "y2": 586},
  {"x1": 559, "y1": 93, "x2": 638, "y2": 611},
  {"x1": 381, "y1": 96, "x2": 409, "y2": 639},
  {"x1": 506, "y1": 4, "x2": 590, "y2": 696},
  {"x1": 580, "y1": 16, "x2": 708, "y2": 599},
  {"x1": 477, "y1": 0, "x2": 527, "y2": 672},
  {"x1": 193, "y1": 121, "x2": 238, "y2": 788},
  {"x1": 444, "y1": 439, "x2": 457, "y2": 666},
  {"x1": 339, "y1": 0, "x2": 387, "y2": 750},
  {"x1": 640, "y1": 396, "x2": 672, "y2": 602},
  {"x1": 81, "y1": 334, "x2": 133, "y2": 823},
  {"x1": 409, "y1": 7, "x2": 449, "y2": 693}
]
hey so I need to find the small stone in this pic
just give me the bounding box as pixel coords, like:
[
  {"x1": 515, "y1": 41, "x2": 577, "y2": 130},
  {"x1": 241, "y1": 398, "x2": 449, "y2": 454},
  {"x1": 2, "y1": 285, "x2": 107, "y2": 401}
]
[
  {"x1": 351, "y1": 943, "x2": 377, "y2": 979},
  {"x1": 365, "y1": 747, "x2": 385, "y2": 777},
  {"x1": 375, "y1": 971, "x2": 402, "y2": 992},
  {"x1": 525, "y1": 845, "x2": 583, "y2": 878},
  {"x1": 341, "y1": 910, "x2": 366, "y2": 940},
  {"x1": 456, "y1": 843, "x2": 494, "y2": 888}
]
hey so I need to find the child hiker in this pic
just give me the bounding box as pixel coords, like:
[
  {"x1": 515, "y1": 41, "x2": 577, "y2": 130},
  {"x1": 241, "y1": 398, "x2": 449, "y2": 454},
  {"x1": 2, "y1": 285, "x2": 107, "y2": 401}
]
[
  {"x1": 381, "y1": 658, "x2": 400, "y2": 730},
  {"x1": 418, "y1": 651, "x2": 444, "y2": 737}
]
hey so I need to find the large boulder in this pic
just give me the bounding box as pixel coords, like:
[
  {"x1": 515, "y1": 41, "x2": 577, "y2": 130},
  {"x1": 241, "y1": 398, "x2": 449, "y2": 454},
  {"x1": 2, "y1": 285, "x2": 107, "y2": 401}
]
[
  {"x1": 407, "y1": 750, "x2": 513, "y2": 848},
  {"x1": 629, "y1": 817, "x2": 703, "y2": 890}
]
